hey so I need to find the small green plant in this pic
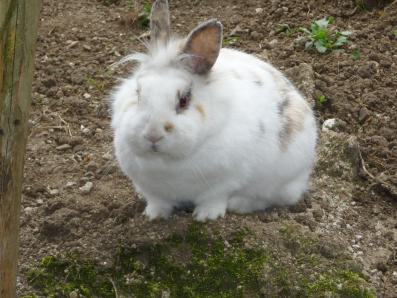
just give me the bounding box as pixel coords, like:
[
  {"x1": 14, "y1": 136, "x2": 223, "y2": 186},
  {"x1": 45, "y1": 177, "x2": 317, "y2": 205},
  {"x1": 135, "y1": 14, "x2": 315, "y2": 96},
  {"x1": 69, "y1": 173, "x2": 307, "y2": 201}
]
[
  {"x1": 277, "y1": 24, "x2": 296, "y2": 37},
  {"x1": 316, "y1": 94, "x2": 328, "y2": 106},
  {"x1": 393, "y1": 29, "x2": 397, "y2": 38},
  {"x1": 223, "y1": 36, "x2": 241, "y2": 46},
  {"x1": 137, "y1": 3, "x2": 151, "y2": 29},
  {"x1": 300, "y1": 17, "x2": 352, "y2": 53},
  {"x1": 352, "y1": 49, "x2": 361, "y2": 60}
]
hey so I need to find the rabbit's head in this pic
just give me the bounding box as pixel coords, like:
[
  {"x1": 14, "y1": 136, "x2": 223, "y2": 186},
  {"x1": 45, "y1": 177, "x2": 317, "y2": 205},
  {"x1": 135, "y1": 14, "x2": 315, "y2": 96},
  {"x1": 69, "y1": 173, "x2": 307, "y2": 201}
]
[{"x1": 113, "y1": 0, "x2": 224, "y2": 159}]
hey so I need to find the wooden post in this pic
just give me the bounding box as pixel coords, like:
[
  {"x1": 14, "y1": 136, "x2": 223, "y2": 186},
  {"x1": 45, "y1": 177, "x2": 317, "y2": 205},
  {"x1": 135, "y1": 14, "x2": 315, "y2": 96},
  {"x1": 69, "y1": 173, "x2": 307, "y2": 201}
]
[{"x1": 0, "y1": 0, "x2": 41, "y2": 297}]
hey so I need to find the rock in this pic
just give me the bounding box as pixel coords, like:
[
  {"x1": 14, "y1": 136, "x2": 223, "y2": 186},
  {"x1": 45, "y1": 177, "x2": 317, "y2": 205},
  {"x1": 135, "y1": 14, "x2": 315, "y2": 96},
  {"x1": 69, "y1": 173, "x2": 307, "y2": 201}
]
[
  {"x1": 48, "y1": 188, "x2": 60, "y2": 196},
  {"x1": 102, "y1": 152, "x2": 113, "y2": 160},
  {"x1": 267, "y1": 39, "x2": 278, "y2": 49},
  {"x1": 65, "y1": 181, "x2": 76, "y2": 188},
  {"x1": 322, "y1": 118, "x2": 347, "y2": 132},
  {"x1": 56, "y1": 144, "x2": 71, "y2": 151},
  {"x1": 83, "y1": 93, "x2": 91, "y2": 99},
  {"x1": 79, "y1": 181, "x2": 93, "y2": 194},
  {"x1": 255, "y1": 8, "x2": 264, "y2": 14},
  {"x1": 250, "y1": 31, "x2": 262, "y2": 40},
  {"x1": 358, "y1": 107, "x2": 370, "y2": 123},
  {"x1": 24, "y1": 207, "x2": 35, "y2": 214}
]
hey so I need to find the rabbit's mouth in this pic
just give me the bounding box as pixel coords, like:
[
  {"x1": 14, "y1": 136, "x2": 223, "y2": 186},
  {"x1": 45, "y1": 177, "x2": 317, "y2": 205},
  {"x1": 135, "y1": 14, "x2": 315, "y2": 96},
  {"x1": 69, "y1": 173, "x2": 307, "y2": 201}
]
[{"x1": 150, "y1": 143, "x2": 160, "y2": 152}]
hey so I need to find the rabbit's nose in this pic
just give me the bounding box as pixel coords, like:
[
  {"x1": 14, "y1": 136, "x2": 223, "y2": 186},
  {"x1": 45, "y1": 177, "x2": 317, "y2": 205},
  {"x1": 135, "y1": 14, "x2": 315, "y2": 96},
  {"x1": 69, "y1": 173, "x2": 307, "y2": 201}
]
[{"x1": 144, "y1": 134, "x2": 164, "y2": 144}]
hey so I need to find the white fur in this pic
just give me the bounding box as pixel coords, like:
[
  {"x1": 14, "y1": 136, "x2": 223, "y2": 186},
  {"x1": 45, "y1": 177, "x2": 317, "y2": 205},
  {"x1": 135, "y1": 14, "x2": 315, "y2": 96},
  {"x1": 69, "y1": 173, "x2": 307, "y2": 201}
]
[{"x1": 111, "y1": 41, "x2": 317, "y2": 221}]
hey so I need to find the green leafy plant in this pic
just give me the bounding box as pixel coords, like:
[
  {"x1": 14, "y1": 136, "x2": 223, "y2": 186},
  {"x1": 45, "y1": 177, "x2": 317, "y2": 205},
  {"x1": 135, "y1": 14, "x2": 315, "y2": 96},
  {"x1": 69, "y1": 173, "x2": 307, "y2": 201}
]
[
  {"x1": 223, "y1": 36, "x2": 241, "y2": 46},
  {"x1": 393, "y1": 29, "x2": 397, "y2": 38},
  {"x1": 316, "y1": 94, "x2": 328, "y2": 106},
  {"x1": 352, "y1": 49, "x2": 361, "y2": 60},
  {"x1": 137, "y1": 3, "x2": 151, "y2": 29},
  {"x1": 300, "y1": 17, "x2": 352, "y2": 53}
]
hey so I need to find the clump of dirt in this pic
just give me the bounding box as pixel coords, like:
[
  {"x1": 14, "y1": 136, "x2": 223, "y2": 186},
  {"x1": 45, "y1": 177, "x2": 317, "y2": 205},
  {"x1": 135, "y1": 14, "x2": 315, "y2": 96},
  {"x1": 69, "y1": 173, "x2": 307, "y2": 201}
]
[{"x1": 18, "y1": 0, "x2": 397, "y2": 297}]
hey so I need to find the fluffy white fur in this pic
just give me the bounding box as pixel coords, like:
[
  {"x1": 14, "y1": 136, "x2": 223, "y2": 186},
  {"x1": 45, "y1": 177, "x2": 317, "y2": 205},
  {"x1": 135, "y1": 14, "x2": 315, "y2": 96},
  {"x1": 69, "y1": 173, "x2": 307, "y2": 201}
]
[{"x1": 111, "y1": 4, "x2": 317, "y2": 221}]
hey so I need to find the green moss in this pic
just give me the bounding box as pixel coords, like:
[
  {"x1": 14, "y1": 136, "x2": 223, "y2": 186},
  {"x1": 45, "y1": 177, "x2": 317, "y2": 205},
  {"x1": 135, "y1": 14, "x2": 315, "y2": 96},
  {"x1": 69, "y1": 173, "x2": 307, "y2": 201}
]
[
  {"x1": 25, "y1": 223, "x2": 268, "y2": 298},
  {"x1": 24, "y1": 223, "x2": 374, "y2": 298}
]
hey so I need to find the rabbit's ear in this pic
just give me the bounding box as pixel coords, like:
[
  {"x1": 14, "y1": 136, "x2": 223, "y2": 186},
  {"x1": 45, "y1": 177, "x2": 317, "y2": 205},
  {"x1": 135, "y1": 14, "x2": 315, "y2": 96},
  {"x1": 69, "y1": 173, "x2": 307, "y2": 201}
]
[
  {"x1": 150, "y1": 0, "x2": 170, "y2": 46},
  {"x1": 181, "y1": 20, "x2": 223, "y2": 75}
]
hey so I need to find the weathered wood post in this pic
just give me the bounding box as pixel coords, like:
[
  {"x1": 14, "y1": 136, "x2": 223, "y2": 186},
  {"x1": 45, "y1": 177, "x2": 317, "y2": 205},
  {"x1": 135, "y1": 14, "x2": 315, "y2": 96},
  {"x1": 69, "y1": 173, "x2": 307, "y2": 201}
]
[{"x1": 0, "y1": 0, "x2": 41, "y2": 296}]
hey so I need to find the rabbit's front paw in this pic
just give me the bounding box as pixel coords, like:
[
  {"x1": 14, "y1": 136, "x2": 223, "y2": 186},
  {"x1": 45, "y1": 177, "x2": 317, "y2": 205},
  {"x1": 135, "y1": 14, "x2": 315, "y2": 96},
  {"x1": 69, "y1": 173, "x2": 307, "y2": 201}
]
[
  {"x1": 193, "y1": 202, "x2": 226, "y2": 222},
  {"x1": 143, "y1": 202, "x2": 173, "y2": 221}
]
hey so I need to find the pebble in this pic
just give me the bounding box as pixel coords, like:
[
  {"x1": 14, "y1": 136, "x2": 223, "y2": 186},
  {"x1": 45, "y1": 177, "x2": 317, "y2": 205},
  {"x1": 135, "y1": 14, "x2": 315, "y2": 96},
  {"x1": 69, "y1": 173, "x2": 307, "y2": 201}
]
[
  {"x1": 66, "y1": 40, "x2": 79, "y2": 49},
  {"x1": 267, "y1": 39, "x2": 278, "y2": 49},
  {"x1": 65, "y1": 182, "x2": 76, "y2": 188},
  {"x1": 24, "y1": 207, "x2": 35, "y2": 214},
  {"x1": 48, "y1": 189, "x2": 59, "y2": 196},
  {"x1": 82, "y1": 127, "x2": 91, "y2": 135},
  {"x1": 358, "y1": 107, "x2": 370, "y2": 123},
  {"x1": 79, "y1": 181, "x2": 93, "y2": 194},
  {"x1": 321, "y1": 118, "x2": 347, "y2": 132},
  {"x1": 255, "y1": 8, "x2": 264, "y2": 14},
  {"x1": 102, "y1": 152, "x2": 112, "y2": 160},
  {"x1": 83, "y1": 93, "x2": 91, "y2": 99},
  {"x1": 56, "y1": 144, "x2": 72, "y2": 151}
]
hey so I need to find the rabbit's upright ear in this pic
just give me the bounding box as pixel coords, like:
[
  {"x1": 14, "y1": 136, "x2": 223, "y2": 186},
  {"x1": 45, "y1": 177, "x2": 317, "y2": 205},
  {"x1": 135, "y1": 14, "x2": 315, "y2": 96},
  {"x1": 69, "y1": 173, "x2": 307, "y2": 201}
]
[
  {"x1": 150, "y1": 0, "x2": 171, "y2": 46},
  {"x1": 181, "y1": 20, "x2": 223, "y2": 75}
]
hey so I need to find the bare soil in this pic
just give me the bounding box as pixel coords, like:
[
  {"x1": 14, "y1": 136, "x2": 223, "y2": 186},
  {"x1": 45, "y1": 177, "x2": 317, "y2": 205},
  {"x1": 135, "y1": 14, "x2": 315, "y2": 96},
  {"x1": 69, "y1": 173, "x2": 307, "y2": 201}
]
[{"x1": 18, "y1": 0, "x2": 397, "y2": 296}]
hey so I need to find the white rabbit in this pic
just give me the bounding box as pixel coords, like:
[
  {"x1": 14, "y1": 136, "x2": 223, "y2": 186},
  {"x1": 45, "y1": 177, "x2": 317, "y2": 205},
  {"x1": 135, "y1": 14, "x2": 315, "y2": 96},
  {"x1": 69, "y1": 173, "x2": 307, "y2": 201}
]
[{"x1": 111, "y1": 0, "x2": 317, "y2": 221}]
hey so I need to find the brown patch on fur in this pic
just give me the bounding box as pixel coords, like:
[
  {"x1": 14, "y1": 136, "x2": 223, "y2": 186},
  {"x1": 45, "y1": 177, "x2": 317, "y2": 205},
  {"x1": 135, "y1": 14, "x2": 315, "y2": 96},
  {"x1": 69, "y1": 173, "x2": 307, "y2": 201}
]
[
  {"x1": 279, "y1": 93, "x2": 310, "y2": 150},
  {"x1": 164, "y1": 121, "x2": 175, "y2": 132},
  {"x1": 195, "y1": 104, "x2": 206, "y2": 120}
]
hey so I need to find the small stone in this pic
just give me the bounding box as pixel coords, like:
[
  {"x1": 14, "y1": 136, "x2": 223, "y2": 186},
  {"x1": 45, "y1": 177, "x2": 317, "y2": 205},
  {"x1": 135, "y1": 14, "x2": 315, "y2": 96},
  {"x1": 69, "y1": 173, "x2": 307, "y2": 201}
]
[
  {"x1": 79, "y1": 181, "x2": 93, "y2": 194},
  {"x1": 56, "y1": 144, "x2": 72, "y2": 151},
  {"x1": 255, "y1": 7, "x2": 264, "y2": 13},
  {"x1": 48, "y1": 189, "x2": 59, "y2": 196},
  {"x1": 83, "y1": 45, "x2": 92, "y2": 51},
  {"x1": 65, "y1": 182, "x2": 76, "y2": 188},
  {"x1": 358, "y1": 107, "x2": 370, "y2": 123},
  {"x1": 83, "y1": 93, "x2": 91, "y2": 99},
  {"x1": 24, "y1": 207, "x2": 35, "y2": 214},
  {"x1": 250, "y1": 31, "x2": 262, "y2": 40},
  {"x1": 102, "y1": 152, "x2": 113, "y2": 160},
  {"x1": 82, "y1": 127, "x2": 91, "y2": 135},
  {"x1": 66, "y1": 40, "x2": 79, "y2": 49},
  {"x1": 268, "y1": 39, "x2": 278, "y2": 49},
  {"x1": 322, "y1": 118, "x2": 347, "y2": 132}
]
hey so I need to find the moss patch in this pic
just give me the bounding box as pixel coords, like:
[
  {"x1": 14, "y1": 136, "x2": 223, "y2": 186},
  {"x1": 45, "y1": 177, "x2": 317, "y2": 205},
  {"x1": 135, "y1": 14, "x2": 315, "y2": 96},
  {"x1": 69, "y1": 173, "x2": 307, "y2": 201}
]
[{"x1": 22, "y1": 223, "x2": 375, "y2": 298}]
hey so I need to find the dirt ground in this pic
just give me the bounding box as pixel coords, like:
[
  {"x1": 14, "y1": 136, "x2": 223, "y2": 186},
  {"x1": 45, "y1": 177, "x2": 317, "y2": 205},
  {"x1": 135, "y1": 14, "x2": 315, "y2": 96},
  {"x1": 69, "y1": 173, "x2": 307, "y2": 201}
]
[{"x1": 18, "y1": 0, "x2": 397, "y2": 297}]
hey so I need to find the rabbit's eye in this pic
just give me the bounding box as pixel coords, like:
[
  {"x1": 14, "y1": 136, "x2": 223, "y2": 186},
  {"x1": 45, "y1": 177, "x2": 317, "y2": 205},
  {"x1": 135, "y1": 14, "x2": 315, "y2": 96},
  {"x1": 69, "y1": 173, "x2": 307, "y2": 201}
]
[{"x1": 177, "y1": 90, "x2": 191, "y2": 112}]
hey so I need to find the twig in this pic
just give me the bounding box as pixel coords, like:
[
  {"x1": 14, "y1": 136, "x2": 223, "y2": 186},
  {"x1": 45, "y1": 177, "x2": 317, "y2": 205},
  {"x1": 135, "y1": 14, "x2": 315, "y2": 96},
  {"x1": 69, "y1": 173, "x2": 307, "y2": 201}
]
[
  {"x1": 357, "y1": 144, "x2": 397, "y2": 200},
  {"x1": 109, "y1": 277, "x2": 120, "y2": 298},
  {"x1": 57, "y1": 113, "x2": 73, "y2": 137}
]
